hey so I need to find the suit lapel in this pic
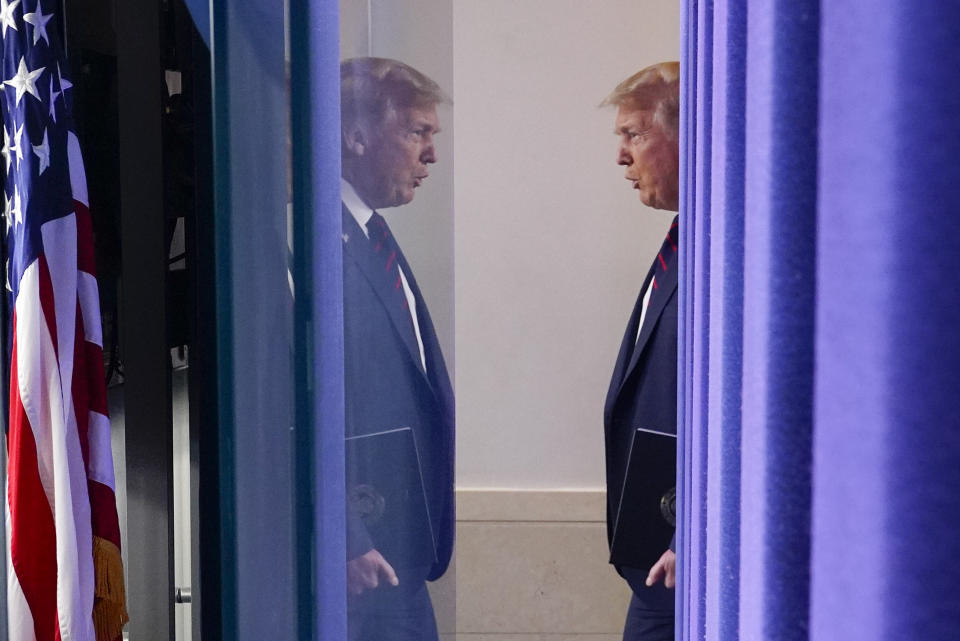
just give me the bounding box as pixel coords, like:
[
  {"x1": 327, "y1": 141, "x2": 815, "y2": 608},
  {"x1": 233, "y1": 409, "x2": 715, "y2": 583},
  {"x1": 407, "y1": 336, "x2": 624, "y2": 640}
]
[
  {"x1": 618, "y1": 247, "x2": 678, "y2": 396},
  {"x1": 604, "y1": 263, "x2": 656, "y2": 417},
  {"x1": 394, "y1": 248, "x2": 455, "y2": 415},
  {"x1": 341, "y1": 206, "x2": 426, "y2": 378}
]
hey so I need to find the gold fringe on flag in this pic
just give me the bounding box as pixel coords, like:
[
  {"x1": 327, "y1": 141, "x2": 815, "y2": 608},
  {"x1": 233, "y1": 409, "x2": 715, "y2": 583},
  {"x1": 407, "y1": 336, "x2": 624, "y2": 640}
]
[{"x1": 92, "y1": 536, "x2": 130, "y2": 641}]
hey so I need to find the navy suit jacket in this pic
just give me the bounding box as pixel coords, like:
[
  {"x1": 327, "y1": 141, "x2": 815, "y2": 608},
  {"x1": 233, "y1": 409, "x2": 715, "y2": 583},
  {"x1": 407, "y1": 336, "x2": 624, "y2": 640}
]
[
  {"x1": 604, "y1": 220, "x2": 678, "y2": 580},
  {"x1": 341, "y1": 205, "x2": 455, "y2": 581}
]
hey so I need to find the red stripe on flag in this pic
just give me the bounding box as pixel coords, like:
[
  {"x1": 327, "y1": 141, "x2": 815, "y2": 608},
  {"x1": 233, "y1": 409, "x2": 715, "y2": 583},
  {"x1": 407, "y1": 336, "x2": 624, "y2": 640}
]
[
  {"x1": 37, "y1": 256, "x2": 59, "y2": 361},
  {"x1": 76, "y1": 271, "x2": 106, "y2": 409},
  {"x1": 75, "y1": 200, "x2": 96, "y2": 277},
  {"x1": 7, "y1": 320, "x2": 60, "y2": 641},
  {"x1": 72, "y1": 302, "x2": 91, "y2": 469},
  {"x1": 84, "y1": 340, "x2": 108, "y2": 417},
  {"x1": 88, "y1": 481, "x2": 122, "y2": 548}
]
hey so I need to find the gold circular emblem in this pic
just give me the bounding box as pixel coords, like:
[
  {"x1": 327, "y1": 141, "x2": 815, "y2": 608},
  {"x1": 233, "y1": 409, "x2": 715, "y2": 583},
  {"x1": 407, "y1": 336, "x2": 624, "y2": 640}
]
[
  {"x1": 660, "y1": 486, "x2": 676, "y2": 527},
  {"x1": 349, "y1": 484, "x2": 386, "y2": 526}
]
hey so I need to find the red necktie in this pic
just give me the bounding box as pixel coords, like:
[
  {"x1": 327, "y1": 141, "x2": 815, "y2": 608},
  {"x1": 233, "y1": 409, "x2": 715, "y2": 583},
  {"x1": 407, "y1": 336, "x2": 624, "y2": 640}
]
[
  {"x1": 648, "y1": 215, "x2": 679, "y2": 308},
  {"x1": 367, "y1": 212, "x2": 416, "y2": 332}
]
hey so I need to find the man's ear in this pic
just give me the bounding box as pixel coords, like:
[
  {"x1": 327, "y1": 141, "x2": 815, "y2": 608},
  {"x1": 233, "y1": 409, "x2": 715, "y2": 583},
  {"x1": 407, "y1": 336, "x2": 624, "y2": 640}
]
[{"x1": 342, "y1": 122, "x2": 367, "y2": 157}]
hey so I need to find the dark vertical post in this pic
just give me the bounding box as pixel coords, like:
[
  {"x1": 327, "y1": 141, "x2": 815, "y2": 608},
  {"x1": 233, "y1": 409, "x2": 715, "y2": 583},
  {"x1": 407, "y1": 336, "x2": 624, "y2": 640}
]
[
  {"x1": 186, "y1": 14, "x2": 218, "y2": 641},
  {"x1": 208, "y1": 3, "x2": 238, "y2": 638},
  {"x1": 116, "y1": 0, "x2": 175, "y2": 638}
]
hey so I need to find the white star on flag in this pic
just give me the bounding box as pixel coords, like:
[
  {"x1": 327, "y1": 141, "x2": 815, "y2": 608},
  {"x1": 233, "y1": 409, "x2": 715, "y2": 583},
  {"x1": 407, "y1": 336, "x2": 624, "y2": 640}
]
[
  {"x1": 0, "y1": 0, "x2": 20, "y2": 37},
  {"x1": 13, "y1": 121, "x2": 24, "y2": 161},
  {"x1": 2, "y1": 0, "x2": 131, "y2": 638},
  {"x1": 32, "y1": 127, "x2": 49, "y2": 174},
  {"x1": 23, "y1": 2, "x2": 52, "y2": 46},
  {"x1": 11, "y1": 186, "x2": 23, "y2": 226},
  {"x1": 57, "y1": 62, "x2": 72, "y2": 93},
  {"x1": 1, "y1": 126, "x2": 15, "y2": 169},
  {"x1": 4, "y1": 57, "x2": 45, "y2": 106},
  {"x1": 3, "y1": 193, "x2": 11, "y2": 233},
  {"x1": 48, "y1": 74, "x2": 59, "y2": 121}
]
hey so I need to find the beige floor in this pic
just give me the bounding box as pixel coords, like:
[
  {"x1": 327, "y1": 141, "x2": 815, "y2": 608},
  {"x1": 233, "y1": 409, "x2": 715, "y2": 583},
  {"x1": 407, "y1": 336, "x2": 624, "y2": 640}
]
[{"x1": 430, "y1": 490, "x2": 631, "y2": 640}]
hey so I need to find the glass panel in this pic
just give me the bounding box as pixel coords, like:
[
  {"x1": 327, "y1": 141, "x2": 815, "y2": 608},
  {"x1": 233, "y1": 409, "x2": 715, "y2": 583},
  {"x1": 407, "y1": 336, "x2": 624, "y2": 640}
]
[
  {"x1": 339, "y1": 1, "x2": 456, "y2": 636},
  {"x1": 210, "y1": 2, "x2": 297, "y2": 639},
  {"x1": 337, "y1": 2, "x2": 682, "y2": 639}
]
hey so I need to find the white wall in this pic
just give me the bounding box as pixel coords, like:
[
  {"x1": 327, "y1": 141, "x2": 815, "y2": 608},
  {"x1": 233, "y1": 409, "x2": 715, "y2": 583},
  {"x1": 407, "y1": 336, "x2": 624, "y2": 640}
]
[
  {"x1": 454, "y1": 1, "x2": 680, "y2": 489},
  {"x1": 340, "y1": 0, "x2": 457, "y2": 366},
  {"x1": 340, "y1": 0, "x2": 681, "y2": 490}
]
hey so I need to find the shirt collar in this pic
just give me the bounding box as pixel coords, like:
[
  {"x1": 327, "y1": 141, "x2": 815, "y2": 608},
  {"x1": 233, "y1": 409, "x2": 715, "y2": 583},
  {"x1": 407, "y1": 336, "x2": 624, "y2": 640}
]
[{"x1": 341, "y1": 178, "x2": 374, "y2": 237}]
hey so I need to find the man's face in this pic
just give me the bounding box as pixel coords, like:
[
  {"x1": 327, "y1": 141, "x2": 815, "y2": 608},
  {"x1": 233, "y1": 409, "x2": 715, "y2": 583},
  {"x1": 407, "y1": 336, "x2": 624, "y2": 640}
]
[
  {"x1": 614, "y1": 104, "x2": 679, "y2": 211},
  {"x1": 352, "y1": 104, "x2": 439, "y2": 209}
]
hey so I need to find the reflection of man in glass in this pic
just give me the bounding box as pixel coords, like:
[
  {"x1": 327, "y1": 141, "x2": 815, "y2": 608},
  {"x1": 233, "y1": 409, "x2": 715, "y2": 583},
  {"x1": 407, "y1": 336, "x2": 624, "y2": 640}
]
[
  {"x1": 339, "y1": 57, "x2": 454, "y2": 641},
  {"x1": 601, "y1": 61, "x2": 680, "y2": 641}
]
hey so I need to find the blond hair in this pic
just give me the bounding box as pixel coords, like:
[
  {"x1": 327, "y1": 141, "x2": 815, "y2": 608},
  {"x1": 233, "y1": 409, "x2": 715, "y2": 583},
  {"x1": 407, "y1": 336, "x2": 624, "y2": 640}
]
[
  {"x1": 340, "y1": 57, "x2": 449, "y2": 127},
  {"x1": 602, "y1": 61, "x2": 680, "y2": 141}
]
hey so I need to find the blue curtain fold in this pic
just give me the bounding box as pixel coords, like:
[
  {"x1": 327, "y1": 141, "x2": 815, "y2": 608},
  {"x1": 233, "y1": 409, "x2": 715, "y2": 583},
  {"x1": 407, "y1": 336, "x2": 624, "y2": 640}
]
[
  {"x1": 289, "y1": 0, "x2": 346, "y2": 638},
  {"x1": 676, "y1": 3, "x2": 698, "y2": 639},
  {"x1": 679, "y1": 1, "x2": 960, "y2": 640},
  {"x1": 812, "y1": 2, "x2": 960, "y2": 641},
  {"x1": 703, "y1": 0, "x2": 745, "y2": 639},
  {"x1": 739, "y1": 2, "x2": 818, "y2": 640},
  {"x1": 306, "y1": 2, "x2": 347, "y2": 638},
  {"x1": 686, "y1": 2, "x2": 714, "y2": 640}
]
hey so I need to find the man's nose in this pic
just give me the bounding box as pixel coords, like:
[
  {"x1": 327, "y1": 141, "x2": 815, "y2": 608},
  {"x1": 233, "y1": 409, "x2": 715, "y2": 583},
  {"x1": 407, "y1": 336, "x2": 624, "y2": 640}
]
[
  {"x1": 617, "y1": 146, "x2": 632, "y2": 166},
  {"x1": 422, "y1": 143, "x2": 436, "y2": 164}
]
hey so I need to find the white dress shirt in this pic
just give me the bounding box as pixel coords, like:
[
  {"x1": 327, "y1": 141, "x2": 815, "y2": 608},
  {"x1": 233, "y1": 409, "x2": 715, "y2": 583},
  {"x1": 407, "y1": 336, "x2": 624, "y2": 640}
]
[{"x1": 636, "y1": 276, "x2": 655, "y2": 344}]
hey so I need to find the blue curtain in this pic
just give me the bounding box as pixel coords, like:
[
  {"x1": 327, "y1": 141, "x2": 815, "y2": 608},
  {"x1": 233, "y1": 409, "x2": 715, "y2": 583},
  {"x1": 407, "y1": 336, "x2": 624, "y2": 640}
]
[
  {"x1": 678, "y1": 2, "x2": 960, "y2": 640},
  {"x1": 289, "y1": 0, "x2": 347, "y2": 638}
]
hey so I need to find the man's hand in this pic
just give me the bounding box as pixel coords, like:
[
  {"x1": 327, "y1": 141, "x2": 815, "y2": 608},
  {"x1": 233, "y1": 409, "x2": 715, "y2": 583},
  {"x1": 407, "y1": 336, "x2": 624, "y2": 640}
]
[
  {"x1": 346, "y1": 549, "x2": 399, "y2": 595},
  {"x1": 646, "y1": 549, "x2": 676, "y2": 589}
]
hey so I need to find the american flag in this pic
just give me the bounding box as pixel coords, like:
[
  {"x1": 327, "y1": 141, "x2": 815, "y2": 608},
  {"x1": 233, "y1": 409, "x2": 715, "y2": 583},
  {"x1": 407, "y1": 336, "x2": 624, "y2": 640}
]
[{"x1": 1, "y1": 1, "x2": 128, "y2": 640}]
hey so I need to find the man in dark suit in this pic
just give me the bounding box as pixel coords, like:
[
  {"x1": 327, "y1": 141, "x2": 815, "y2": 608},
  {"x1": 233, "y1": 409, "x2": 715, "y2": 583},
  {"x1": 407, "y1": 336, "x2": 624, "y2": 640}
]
[
  {"x1": 339, "y1": 57, "x2": 454, "y2": 641},
  {"x1": 602, "y1": 61, "x2": 681, "y2": 641}
]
